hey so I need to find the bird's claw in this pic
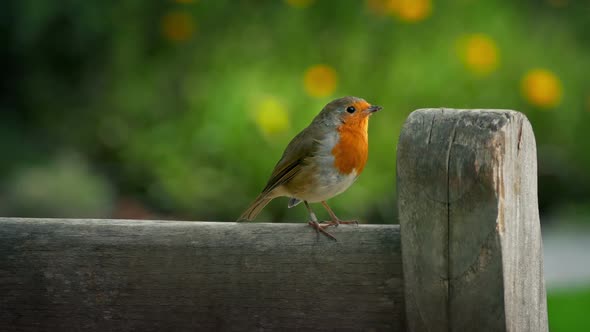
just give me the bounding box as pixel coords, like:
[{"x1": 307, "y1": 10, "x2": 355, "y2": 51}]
[{"x1": 308, "y1": 221, "x2": 337, "y2": 241}]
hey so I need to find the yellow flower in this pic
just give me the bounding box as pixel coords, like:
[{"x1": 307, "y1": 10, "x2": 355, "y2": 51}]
[
  {"x1": 254, "y1": 97, "x2": 290, "y2": 137},
  {"x1": 285, "y1": 0, "x2": 315, "y2": 8},
  {"x1": 161, "y1": 11, "x2": 195, "y2": 42},
  {"x1": 304, "y1": 65, "x2": 338, "y2": 98},
  {"x1": 458, "y1": 34, "x2": 500, "y2": 76},
  {"x1": 390, "y1": 0, "x2": 432, "y2": 22},
  {"x1": 521, "y1": 69, "x2": 563, "y2": 108}
]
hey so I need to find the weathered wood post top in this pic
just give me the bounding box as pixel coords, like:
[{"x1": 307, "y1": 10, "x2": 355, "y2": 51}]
[{"x1": 397, "y1": 108, "x2": 548, "y2": 332}]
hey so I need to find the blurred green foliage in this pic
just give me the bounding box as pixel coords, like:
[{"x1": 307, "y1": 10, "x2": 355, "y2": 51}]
[
  {"x1": 1, "y1": 0, "x2": 590, "y2": 223},
  {"x1": 548, "y1": 286, "x2": 590, "y2": 331}
]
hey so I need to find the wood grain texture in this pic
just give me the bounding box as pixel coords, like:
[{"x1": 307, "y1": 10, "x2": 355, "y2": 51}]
[
  {"x1": 0, "y1": 218, "x2": 404, "y2": 331},
  {"x1": 397, "y1": 109, "x2": 548, "y2": 332}
]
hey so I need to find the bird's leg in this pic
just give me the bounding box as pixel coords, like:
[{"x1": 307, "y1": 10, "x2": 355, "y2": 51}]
[
  {"x1": 304, "y1": 201, "x2": 337, "y2": 241},
  {"x1": 320, "y1": 201, "x2": 359, "y2": 227}
]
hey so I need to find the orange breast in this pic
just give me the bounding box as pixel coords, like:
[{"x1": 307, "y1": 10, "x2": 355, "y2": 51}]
[{"x1": 331, "y1": 117, "x2": 369, "y2": 175}]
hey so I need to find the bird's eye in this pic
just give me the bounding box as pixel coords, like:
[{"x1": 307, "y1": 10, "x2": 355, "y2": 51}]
[{"x1": 346, "y1": 106, "x2": 356, "y2": 113}]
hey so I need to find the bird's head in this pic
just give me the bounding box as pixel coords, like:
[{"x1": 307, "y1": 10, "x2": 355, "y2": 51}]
[{"x1": 316, "y1": 96, "x2": 382, "y2": 129}]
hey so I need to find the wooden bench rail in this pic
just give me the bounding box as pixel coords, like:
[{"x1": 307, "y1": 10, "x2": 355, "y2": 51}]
[{"x1": 0, "y1": 219, "x2": 404, "y2": 331}]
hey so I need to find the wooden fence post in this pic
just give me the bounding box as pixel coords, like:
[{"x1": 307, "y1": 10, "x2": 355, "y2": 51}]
[{"x1": 397, "y1": 109, "x2": 548, "y2": 331}]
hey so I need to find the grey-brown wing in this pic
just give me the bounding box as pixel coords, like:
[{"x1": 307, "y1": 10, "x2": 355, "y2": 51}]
[{"x1": 260, "y1": 126, "x2": 321, "y2": 195}]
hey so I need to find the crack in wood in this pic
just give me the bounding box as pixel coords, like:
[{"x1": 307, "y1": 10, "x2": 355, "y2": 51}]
[{"x1": 427, "y1": 112, "x2": 436, "y2": 144}]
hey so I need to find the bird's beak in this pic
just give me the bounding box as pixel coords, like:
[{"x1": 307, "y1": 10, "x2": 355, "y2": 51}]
[{"x1": 367, "y1": 105, "x2": 383, "y2": 114}]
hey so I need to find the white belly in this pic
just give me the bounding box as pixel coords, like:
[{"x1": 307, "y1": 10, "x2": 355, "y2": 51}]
[{"x1": 302, "y1": 167, "x2": 358, "y2": 203}]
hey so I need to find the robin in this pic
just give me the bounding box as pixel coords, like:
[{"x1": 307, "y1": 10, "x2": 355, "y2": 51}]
[{"x1": 238, "y1": 96, "x2": 381, "y2": 240}]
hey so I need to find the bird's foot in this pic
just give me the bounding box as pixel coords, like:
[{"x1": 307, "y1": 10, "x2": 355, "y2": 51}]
[
  {"x1": 308, "y1": 221, "x2": 337, "y2": 241},
  {"x1": 320, "y1": 219, "x2": 359, "y2": 227}
]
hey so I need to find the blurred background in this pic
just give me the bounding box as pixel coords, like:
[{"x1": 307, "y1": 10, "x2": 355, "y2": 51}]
[{"x1": 1, "y1": 0, "x2": 588, "y2": 329}]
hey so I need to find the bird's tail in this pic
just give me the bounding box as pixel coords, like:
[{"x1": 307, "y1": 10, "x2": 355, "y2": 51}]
[{"x1": 237, "y1": 193, "x2": 273, "y2": 221}]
